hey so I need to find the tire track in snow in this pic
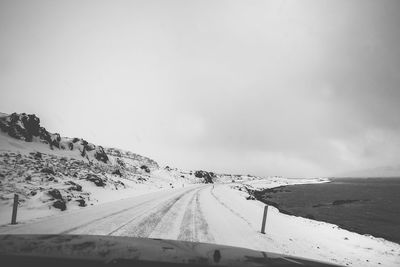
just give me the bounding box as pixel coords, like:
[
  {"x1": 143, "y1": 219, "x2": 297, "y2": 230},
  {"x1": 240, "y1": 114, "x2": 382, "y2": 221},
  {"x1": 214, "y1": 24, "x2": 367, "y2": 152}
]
[
  {"x1": 70, "y1": 201, "x2": 152, "y2": 235},
  {"x1": 208, "y1": 185, "x2": 282, "y2": 251},
  {"x1": 194, "y1": 188, "x2": 215, "y2": 243},
  {"x1": 178, "y1": 187, "x2": 214, "y2": 243},
  {"x1": 62, "y1": 187, "x2": 199, "y2": 235},
  {"x1": 210, "y1": 186, "x2": 254, "y2": 228},
  {"x1": 178, "y1": 190, "x2": 197, "y2": 241},
  {"x1": 148, "y1": 187, "x2": 205, "y2": 239},
  {"x1": 61, "y1": 197, "x2": 158, "y2": 234},
  {"x1": 109, "y1": 187, "x2": 201, "y2": 237},
  {"x1": 198, "y1": 185, "x2": 283, "y2": 254}
]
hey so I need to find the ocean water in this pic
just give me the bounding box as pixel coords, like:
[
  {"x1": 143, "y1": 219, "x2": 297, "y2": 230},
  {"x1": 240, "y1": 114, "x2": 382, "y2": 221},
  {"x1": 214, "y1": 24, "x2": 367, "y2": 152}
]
[{"x1": 253, "y1": 178, "x2": 400, "y2": 244}]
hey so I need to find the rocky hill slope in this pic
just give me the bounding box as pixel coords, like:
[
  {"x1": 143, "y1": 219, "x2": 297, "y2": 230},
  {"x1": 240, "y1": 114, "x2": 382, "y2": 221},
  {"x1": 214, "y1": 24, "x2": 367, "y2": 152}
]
[
  {"x1": 0, "y1": 112, "x2": 217, "y2": 219},
  {"x1": 0, "y1": 112, "x2": 158, "y2": 168}
]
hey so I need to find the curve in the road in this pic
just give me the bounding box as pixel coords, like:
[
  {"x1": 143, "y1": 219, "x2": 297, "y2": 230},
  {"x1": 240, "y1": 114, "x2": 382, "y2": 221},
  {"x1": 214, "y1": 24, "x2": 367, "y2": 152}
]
[{"x1": 66, "y1": 186, "x2": 202, "y2": 236}]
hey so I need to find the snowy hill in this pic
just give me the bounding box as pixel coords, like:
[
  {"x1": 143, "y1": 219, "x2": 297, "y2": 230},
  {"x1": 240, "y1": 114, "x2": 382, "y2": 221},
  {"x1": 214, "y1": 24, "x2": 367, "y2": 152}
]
[
  {"x1": 0, "y1": 112, "x2": 157, "y2": 168},
  {"x1": 0, "y1": 112, "x2": 211, "y2": 220},
  {"x1": 0, "y1": 112, "x2": 325, "y2": 223},
  {"x1": 1, "y1": 113, "x2": 399, "y2": 267}
]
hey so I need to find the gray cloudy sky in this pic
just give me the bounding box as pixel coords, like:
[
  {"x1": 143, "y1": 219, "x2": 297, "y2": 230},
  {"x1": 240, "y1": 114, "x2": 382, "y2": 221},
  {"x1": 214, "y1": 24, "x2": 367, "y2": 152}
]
[{"x1": 1, "y1": 0, "x2": 400, "y2": 177}]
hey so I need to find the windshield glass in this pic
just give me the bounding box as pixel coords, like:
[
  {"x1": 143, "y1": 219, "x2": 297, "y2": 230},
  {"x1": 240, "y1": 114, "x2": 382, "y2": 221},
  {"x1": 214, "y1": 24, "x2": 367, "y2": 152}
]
[{"x1": 1, "y1": 1, "x2": 400, "y2": 267}]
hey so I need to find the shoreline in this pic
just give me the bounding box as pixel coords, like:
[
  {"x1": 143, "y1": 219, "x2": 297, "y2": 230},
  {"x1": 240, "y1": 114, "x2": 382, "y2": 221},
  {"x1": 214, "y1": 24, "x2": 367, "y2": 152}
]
[
  {"x1": 240, "y1": 178, "x2": 332, "y2": 218},
  {"x1": 224, "y1": 180, "x2": 400, "y2": 267},
  {"x1": 242, "y1": 178, "x2": 400, "y2": 245}
]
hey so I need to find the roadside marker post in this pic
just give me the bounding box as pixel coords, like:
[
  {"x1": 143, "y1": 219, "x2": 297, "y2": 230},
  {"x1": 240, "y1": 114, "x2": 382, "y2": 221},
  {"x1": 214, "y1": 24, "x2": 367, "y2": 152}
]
[
  {"x1": 261, "y1": 205, "x2": 268, "y2": 234},
  {"x1": 11, "y1": 194, "x2": 18, "y2": 225}
]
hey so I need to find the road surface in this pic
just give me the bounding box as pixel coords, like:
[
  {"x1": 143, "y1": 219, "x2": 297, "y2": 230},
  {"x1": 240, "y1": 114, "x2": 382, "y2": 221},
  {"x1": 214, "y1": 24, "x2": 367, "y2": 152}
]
[
  {"x1": 0, "y1": 184, "x2": 270, "y2": 250},
  {"x1": 1, "y1": 183, "x2": 399, "y2": 267}
]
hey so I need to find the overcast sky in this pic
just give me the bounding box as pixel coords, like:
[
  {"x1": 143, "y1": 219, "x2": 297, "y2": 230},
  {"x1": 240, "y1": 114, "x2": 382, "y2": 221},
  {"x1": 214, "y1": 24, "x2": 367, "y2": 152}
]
[{"x1": 1, "y1": 0, "x2": 400, "y2": 177}]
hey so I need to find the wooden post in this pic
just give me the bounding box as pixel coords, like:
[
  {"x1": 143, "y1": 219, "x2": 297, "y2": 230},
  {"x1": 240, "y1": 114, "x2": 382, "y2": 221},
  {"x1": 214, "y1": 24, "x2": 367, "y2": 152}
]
[
  {"x1": 11, "y1": 194, "x2": 18, "y2": 225},
  {"x1": 261, "y1": 205, "x2": 268, "y2": 234}
]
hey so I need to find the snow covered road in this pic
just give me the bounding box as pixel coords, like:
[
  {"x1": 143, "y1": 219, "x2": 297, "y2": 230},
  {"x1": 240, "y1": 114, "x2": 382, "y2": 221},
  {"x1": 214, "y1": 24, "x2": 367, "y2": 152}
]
[
  {"x1": 1, "y1": 183, "x2": 399, "y2": 267},
  {"x1": 0, "y1": 184, "x2": 254, "y2": 245},
  {"x1": 0, "y1": 184, "x2": 208, "y2": 237}
]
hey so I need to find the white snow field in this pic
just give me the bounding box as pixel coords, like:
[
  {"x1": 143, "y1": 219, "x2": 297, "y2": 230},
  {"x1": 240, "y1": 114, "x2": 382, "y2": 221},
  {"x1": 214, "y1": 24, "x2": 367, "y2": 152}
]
[
  {"x1": 0, "y1": 113, "x2": 399, "y2": 267},
  {"x1": 1, "y1": 182, "x2": 399, "y2": 267}
]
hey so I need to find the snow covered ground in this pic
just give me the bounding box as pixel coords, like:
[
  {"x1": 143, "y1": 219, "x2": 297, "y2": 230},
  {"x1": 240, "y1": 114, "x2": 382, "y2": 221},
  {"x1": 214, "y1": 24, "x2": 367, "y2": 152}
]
[
  {"x1": 1, "y1": 112, "x2": 399, "y2": 266},
  {"x1": 240, "y1": 177, "x2": 330, "y2": 190},
  {"x1": 213, "y1": 183, "x2": 400, "y2": 267},
  {"x1": 1, "y1": 181, "x2": 399, "y2": 267},
  {"x1": 0, "y1": 130, "x2": 202, "y2": 225}
]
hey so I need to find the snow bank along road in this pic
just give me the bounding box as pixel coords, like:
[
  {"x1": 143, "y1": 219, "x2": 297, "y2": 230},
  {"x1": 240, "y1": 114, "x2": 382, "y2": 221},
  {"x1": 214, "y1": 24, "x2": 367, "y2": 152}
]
[{"x1": 1, "y1": 184, "x2": 399, "y2": 267}]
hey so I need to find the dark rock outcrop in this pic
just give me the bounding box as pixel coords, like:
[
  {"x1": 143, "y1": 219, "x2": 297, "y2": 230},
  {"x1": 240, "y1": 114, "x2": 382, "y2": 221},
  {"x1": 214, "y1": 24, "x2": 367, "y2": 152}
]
[
  {"x1": 112, "y1": 169, "x2": 122, "y2": 177},
  {"x1": 0, "y1": 113, "x2": 44, "y2": 142},
  {"x1": 33, "y1": 152, "x2": 42, "y2": 159},
  {"x1": 85, "y1": 174, "x2": 106, "y2": 187},
  {"x1": 53, "y1": 200, "x2": 67, "y2": 211},
  {"x1": 94, "y1": 146, "x2": 109, "y2": 163},
  {"x1": 116, "y1": 158, "x2": 125, "y2": 167},
  {"x1": 65, "y1": 181, "x2": 82, "y2": 191},
  {"x1": 48, "y1": 189, "x2": 63, "y2": 200},
  {"x1": 140, "y1": 165, "x2": 151, "y2": 173},
  {"x1": 194, "y1": 170, "x2": 215, "y2": 184},
  {"x1": 76, "y1": 199, "x2": 86, "y2": 207},
  {"x1": 0, "y1": 113, "x2": 112, "y2": 164},
  {"x1": 41, "y1": 167, "x2": 55, "y2": 175}
]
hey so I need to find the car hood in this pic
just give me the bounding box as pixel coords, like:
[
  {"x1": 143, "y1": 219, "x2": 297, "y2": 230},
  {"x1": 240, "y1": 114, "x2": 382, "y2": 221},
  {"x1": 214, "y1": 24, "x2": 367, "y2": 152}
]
[{"x1": 0, "y1": 235, "x2": 342, "y2": 267}]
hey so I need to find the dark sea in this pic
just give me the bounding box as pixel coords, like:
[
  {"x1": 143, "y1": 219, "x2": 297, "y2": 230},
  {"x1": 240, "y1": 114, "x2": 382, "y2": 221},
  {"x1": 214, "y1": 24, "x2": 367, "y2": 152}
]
[{"x1": 253, "y1": 178, "x2": 400, "y2": 244}]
